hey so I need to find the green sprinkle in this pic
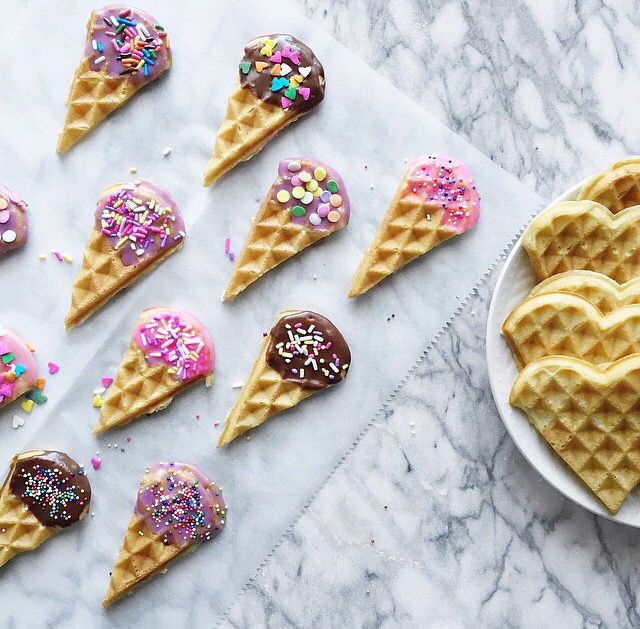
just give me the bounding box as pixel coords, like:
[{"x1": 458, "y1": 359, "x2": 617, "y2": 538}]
[
  {"x1": 327, "y1": 180, "x2": 339, "y2": 193},
  {"x1": 291, "y1": 205, "x2": 305, "y2": 217},
  {"x1": 284, "y1": 87, "x2": 298, "y2": 100},
  {"x1": 115, "y1": 23, "x2": 126, "y2": 35},
  {"x1": 155, "y1": 24, "x2": 165, "y2": 31},
  {"x1": 25, "y1": 389, "x2": 47, "y2": 405},
  {"x1": 1, "y1": 353, "x2": 14, "y2": 364},
  {"x1": 239, "y1": 61, "x2": 251, "y2": 75}
]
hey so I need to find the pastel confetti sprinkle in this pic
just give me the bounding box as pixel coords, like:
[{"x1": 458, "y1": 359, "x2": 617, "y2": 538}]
[
  {"x1": 92, "y1": 394, "x2": 104, "y2": 408},
  {"x1": 20, "y1": 399, "x2": 34, "y2": 413},
  {"x1": 101, "y1": 376, "x2": 113, "y2": 389},
  {"x1": 12, "y1": 415, "x2": 24, "y2": 429},
  {"x1": 90, "y1": 457, "x2": 102, "y2": 471},
  {"x1": 48, "y1": 362, "x2": 60, "y2": 375}
]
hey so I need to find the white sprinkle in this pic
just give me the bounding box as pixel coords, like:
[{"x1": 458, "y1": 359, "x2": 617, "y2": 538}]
[
  {"x1": 231, "y1": 382, "x2": 244, "y2": 389},
  {"x1": 94, "y1": 55, "x2": 106, "y2": 65},
  {"x1": 163, "y1": 147, "x2": 172, "y2": 157},
  {"x1": 12, "y1": 415, "x2": 24, "y2": 429},
  {"x1": 93, "y1": 387, "x2": 106, "y2": 395}
]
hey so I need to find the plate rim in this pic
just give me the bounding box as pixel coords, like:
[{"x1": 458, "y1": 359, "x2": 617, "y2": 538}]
[{"x1": 485, "y1": 178, "x2": 640, "y2": 527}]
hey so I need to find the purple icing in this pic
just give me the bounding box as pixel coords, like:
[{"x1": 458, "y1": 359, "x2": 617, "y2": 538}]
[
  {"x1": 270, "y1": 158, "x2": 350, "y2": 231},
  {"x1": 84, "y1": 5, "x2": 171, "y2": 81},
  {"x1": 0, "y1": 184, "x2": 28, "y2": 257},
  {"x1": 94, "y1": 180, "x2": 185, "y2": 266},
  {"x1": 135, "y1": 462, "x2": 226, "y2": 547}
]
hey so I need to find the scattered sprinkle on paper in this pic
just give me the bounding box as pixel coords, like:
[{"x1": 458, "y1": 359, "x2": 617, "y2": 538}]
[
  {"x1": 101, "y1": 376, "x2": 113, "y2": 389},
  {"x1": 92, "y1": 394, "x2": 104, "y2": 408},
  {"x1": 90, "y1": 456, "x2": 102, "y2": 470},
  {"x1": 163, "y1": 147, "x2": 172, "y2": 157},
  {"x1": 47, "y1": 362, "x2": 59, "y2": 375},
  {"x1": 20, "y1": 399, "x2": 34, "y2": 413},
  {"x1": 12, "y1": 415, "x2": 24, "y2": 429}
]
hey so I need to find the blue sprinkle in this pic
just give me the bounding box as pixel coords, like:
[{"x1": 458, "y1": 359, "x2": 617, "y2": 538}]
[{"x1": 117, "y1": 17, "x2": 137, "y2": 26}]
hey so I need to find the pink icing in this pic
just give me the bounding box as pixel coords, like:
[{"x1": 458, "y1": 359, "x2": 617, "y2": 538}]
[
  {"x1": 0, "y1": 328, "x2": 38, "y2": 406},
  {"x1": 0, "y1": 184, "x2": 28, "y2": 257},
  {"x1": 133, "y1": 307, "x2": 214, "y2": 381},
  {"x1": 84, "y1": 5, "x2": 171, "y2": 81},
  {"x1": 95, "y1": 180, "x2": 185, "y2": 267},
  {"x1": 270, "y1": 158, "x2": 350, "y2": 231},
  {"x1": 135, "y1": 462, "x2": 226, "y2": 547},
  {"x1": 402, "y1": 155, "x2": 480, "y2": 234}
]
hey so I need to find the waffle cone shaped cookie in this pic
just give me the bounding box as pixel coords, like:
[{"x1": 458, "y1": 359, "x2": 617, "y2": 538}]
[
  {"x1": 521, "y1": 200, "x2": 640, "y2": 283},
  {"x1": 103, "y1": 462, "x2": 226, "y2": 607},
  {"x1": 349, "y1": 155, "x2": 480, "y2": 297},
  {"x1": 224, "y1": 158, "x2": 350, "y2": 300},
  {"x1": 510, "y1": 355, "x2": 640, "y2": 513},
  {"x1": 65, "y1": 180, "x2": 185, "y2": 329},
  {"x1": 57, "y1": 6, "x2": 171, "y2": 153},
  {"x1": 529, "y1": 271, "x2": 640, "y2": 315},
  {"x1": 217, "y1": 310, "x2": 350, "y2": 447},
  {"x1": 95, "y1": 307, "x2": 214, "y2": 434},
  {"x1": 502, "y1": 292, "x2": 640, "y2": 369},
  {"x1": 577, "y1": 158, "x2": 640, "y2": 213},
  {"x1": 0, "y1": 327, "x2": 39, "y2": 411},
  {"x1": 0, "y1": 450, "x2": 91, "y2": 567},
  {"x1": 0, "y1": 184, "x2": 28, "y2": 256},
  {"x1": 204, "y1": 35, "x2": 325, "y2": 186}
]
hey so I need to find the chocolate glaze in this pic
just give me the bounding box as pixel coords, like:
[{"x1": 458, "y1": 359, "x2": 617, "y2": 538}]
[
  {"x1": 266, "y1": 311, "x2": 350, "y2": 390},
  {"x1": 239, "y1": 34, "x2": 325, "y2": 112},
  {"x1": 9, "y1": 451, "x2": 91, "y2": 528}
]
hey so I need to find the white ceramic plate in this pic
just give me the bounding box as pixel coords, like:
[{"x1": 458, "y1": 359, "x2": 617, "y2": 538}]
[{"x1": 486, "y1": 180, "x2": 640, "y2": 527}]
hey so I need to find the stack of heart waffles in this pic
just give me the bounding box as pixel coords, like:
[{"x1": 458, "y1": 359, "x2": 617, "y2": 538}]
[{"x1": 503, "y1": 158, "x2": 640, "y2": 513}]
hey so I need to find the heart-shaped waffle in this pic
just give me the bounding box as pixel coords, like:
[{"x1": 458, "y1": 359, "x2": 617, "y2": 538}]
[
  {"x1": 521, "y1": 200, "x2": 640, "y2": 283},
  {"x1": 502, "y1": 292, "x2": 640, "y2": 369},
  {"x1": 577, "y1": 157, "x2": 640, "y2": 213},
  {"x1": 529, "y1": 270, "x2": 640, "y2": 315},
  {"x1": 510, "y1": 354, "x2": 640, "y2": 513}
]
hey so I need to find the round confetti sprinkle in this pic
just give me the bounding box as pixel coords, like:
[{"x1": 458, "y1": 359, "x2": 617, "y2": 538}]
[
  {"x1": 301, "y1": 191, "x2": 314, "y2": 205},
  {"x1": 0, "y1": 210, "x2": 9, "y2": 224},
  {"x1": 309, "y1": 213, "x2": 321, "y2": 225},
  {"x1": 320, "y1": 190, "x2": 331, "y2": 203},
  {"x1": 0, "y1": 197, "x2": 7, "y2": 210},
  {"x1": 330, "y1": 194, "x2": 342, "y2": 208},
  {"x1": 292, "y1": 186, "x2": 305, "y2": 199},
  {"x1": 327, "y1": 210, "x2": 341, "y2": 223},
  {"x1": 317, "y1": 203, "x2": 330, "y2": 218},
  {"x1": 299, "y1": 171, "x2": 312, "y2": 183},
  {"x1": 313, "y1": 188, "x2": 322, "y2": 198},
  {"x1": 276, "y1": 190, "x2": 291, "y2": 203},
  {"x1": 306, "y1": 179, "x2": 319, "y2": 192},
  {"x1": 314, "y1": 167, "x2": 327, "y2": 181},
  {"x1": 287, "y1": 160, "x2": 301, "y2": 172},
  {"x1": 291, "y1": 176, "x2": 302, "y2": 186},
  {"x1": 291, "y1": 205, "x2": 306, "y2": 217},
  {"x1": 327, "y1": 180, "x2": 339, "y2": 193},
  {"x1": 2, "y1": 230, "x2": 16, "y2": 243}
]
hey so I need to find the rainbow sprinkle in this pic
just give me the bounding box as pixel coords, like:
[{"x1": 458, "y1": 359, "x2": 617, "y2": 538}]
[
  {"x1": 138, "y1": 314, "x2": 207, "y2": 380},
  {"x1": 100, "y1": 188, "x2": 181, "y2": 259},
  {"x1": 17, "y1": 464, "x2": 87, "y2": 524},
  {"x1": 97, "y1": 8, "x2": 167, "y2": 77}
]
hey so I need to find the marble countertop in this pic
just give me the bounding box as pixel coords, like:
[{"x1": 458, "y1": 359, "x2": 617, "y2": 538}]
[{"x1": 220, "y1": 1, "x2": 640, "y2": 627}]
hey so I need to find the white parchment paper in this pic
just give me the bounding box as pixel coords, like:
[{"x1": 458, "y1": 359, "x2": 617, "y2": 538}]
[{"x1": 0, "y1": 0, "x2": 542, "y2": 625}]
